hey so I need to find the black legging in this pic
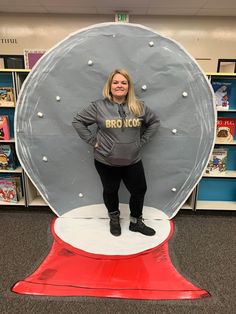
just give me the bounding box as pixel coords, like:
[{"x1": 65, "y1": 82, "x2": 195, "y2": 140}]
[{"x1": 94, "y1": 159, "x2": 147, "y2": 218}]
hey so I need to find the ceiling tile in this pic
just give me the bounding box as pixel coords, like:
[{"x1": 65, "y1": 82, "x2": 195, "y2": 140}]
[
  {"x1": 45, "y1": 6, "x2": 97, "y2": 14},
  {"x1": 197, "y1": 8, "x2": 236, "y2": 15},
  {"x1": 0, "y1": 5, "x2": 47, "y2": 13},
  {"x1": 96, "y1": 7, "x2": 148, "y2": 15},
  {"x1": 203, "y1": 0, "x2": 236, "y2": 9},
  {"x1": 95, "y1": 0, "x2": 149, "y2": 8},
  {"x1": 147, "y1": 7, "x2": 199, "y2": 16},
  {"x1": 39, "y1": 0, "x2": 95, "y2": 5},
  {"x1": 148, "y1": 0, "x2": 207, "y2": 8}
]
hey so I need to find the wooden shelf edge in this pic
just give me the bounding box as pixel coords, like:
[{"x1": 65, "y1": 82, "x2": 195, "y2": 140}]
[
  {"x1": 0, "y1": 166, "x2": 23, "y2": 173},
  {"x1": 207, "y1": 72, "x2": 236, "y2": 77},
  {"x1": 181, "y1": 204, "x2": 194, "y2": 210},
  {"x1": 203, "y1": 170, "x2": 236, "y2": 178},
  {"x1": 0, "y1": 198, "x2": 25, "y2": 206},
  {"x1": 0, "y1": 69, "x2": 30, "y2": 73},
  {"x1": 28, "y1": 196, "x2": 47, "y2": 207},
  {"x1": 0, "y1": 138, "x2": 15, "y2": 143},
  {"x1": 215, "y1": 140, "x2": 236, "y2": 145},
  {"x1": 196, "y1": 201, "x2": 236, "y2": 211}
]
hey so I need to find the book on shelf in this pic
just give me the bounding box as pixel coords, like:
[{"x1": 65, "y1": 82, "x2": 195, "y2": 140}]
[
  {"x1": 0, "y1": 87, "x2": 15, "y2": 107},
  {"x1": 205, "y1": 148, "x2": 228, "y2": 174},
  {"x1": 212, "y1": 81, "x2": 232, "y2": 111},
  {"x1": 0, "y1": 115, "x2": 10, "y2": 140},
  {"x1": 0, "y1": 144, "x2": 17, "y2": 170},
  {"x1": 216, "y1": 117, "x2": 236, "y2": 143},
  {"x1": 0, "y1": 177, "x2": 22, "y2": 203}
]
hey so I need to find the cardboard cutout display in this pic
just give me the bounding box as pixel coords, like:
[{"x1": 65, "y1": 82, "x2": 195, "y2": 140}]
[
  {"x1": 12, "y1": 205, "x2": 209, "y2": 299},
  {"x1": 15, "y1": 22, "x2": 215, "y2": 219},
  {"x1": 12, "y1": 23, "x2": 214, "y2": 299}
]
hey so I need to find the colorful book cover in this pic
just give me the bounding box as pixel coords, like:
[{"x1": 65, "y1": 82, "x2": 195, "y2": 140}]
[
  {"x1": 0, "y1": 115, "x2": 10, "y2": 140},
  {"x1": 212, "y1": 81, "x2": 232, "y2": 111},
  {"x1": 3, "y1": 176, "x2": 23, "y2": 199},
  {"x1": 206, "y1": 148, "x2": 228, "y2": 174},
  {"x1": 0, "y1": 179, "x2": 18, "y2": 203},
  {"x1": 0, "y1": 87, "x2": 15, "y2": 107},
  {"x1": 0, "y1": 144, "x2": 17, "y2": 170},
  {"x1": 216, "y1": 117, "x2": 236, "y2": 143}
]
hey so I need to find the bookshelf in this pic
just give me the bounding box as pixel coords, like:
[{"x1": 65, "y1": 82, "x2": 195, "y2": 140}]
[
  {"x1": 196, "y1": 73, "x2": 236, "y2": 211},
  {"x1": 0, "y1": 69, "x2": 29, "y2": 206},
  {"x1": 3, "y1": 69, "x2": 234, "y2": 212}
]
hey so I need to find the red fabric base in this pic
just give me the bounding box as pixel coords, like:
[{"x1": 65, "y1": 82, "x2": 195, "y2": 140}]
[{"x1": 12, "y1": 219, "x2": 210, "y2": 300}]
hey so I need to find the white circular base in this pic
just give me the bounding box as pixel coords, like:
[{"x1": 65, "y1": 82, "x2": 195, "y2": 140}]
[{"x1": 54, "y1": 204, "x2": 171, "y2": 256}]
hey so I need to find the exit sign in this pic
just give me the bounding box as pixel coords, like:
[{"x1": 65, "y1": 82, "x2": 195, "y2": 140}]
[{"x1": 115, "y1": 12, "x2": 129, "y2": 23}]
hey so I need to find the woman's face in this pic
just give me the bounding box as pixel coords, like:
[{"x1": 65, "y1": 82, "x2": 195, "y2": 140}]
[{"x1": 110, "y1": 73, "x2": 129, "y2": 100}]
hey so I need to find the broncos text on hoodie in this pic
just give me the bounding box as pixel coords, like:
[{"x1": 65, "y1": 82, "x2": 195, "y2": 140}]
[{"x1": 72, "y1": 98, "x2": 160, "y2": 166}]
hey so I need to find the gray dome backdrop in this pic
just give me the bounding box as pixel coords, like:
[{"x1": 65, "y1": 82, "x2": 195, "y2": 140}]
[{"x1": 15, "y1": 22, "x2": 216, "y2": 218}]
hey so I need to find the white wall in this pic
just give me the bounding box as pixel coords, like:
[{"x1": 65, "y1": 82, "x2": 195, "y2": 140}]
[{"x1": 0, "y1": 13, "x2": 236, "y2": 72}]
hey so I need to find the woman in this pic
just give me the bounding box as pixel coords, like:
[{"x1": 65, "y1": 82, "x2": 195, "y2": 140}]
[{"x1": 72, "y1": 69, "x2": 160, "y2": 236}]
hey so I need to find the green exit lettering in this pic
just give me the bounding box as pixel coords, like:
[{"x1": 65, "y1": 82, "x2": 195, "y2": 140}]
[{"x1": 116, "y1": 13, "x2": 129, "y2": 23}]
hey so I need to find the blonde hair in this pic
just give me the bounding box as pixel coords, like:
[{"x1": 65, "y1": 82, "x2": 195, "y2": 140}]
[{"x1": 103, "y1": 69, "x2": 143, "y2": 117}]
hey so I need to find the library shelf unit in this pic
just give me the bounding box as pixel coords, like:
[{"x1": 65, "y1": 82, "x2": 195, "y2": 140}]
[
  {"x1": 3, "y1": 69, "x2": 232, "y2": 212},
  {"x1": 196, "y1": 72, "x2": 236, "y2": 211},
  {"x1": 0, "y1": 69, "x2": 29, "y2": 206}
]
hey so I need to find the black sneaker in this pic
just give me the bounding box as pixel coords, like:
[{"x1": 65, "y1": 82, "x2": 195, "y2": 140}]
[
  {"x1": 109, "y1": 211, "x2": 121, "y2": 236},
  {"x1": 129, "y1": 217, "x2": 155, "y2": 236}
]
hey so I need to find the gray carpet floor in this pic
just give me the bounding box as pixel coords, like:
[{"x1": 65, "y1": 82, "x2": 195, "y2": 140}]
[{"x1": 0, "y1": 208, "x2": 235, "y2": 314}]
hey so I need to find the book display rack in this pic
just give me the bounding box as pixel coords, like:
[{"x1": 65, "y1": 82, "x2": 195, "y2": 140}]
[{"x1": 197, "y1": 73, "x2": 236, "y2": 211}]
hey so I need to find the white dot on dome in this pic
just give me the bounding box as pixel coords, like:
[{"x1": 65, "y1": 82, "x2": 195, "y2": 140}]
[
  {"x1": 37, "y1": 112, "x2": 44, "y2": 118},
  {"x1": 149, "y1": 41, "x2": 154, "y2": 47}
]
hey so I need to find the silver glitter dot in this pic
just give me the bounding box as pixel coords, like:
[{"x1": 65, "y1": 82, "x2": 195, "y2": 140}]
[
  {"x1": 42, "y1": 156, "x2": 48, "y2": 162},
  {"x1": 56, "y1": 96, "x2": 61, "y2": 101},
  {"x1": 172, "y1": 129, "x2": 177, "y2": 134},
  {"x1": 171, "y1": 188, "x2": 177, "y2": 192},
  {"x1": 78, "y1": 193, "x2": 84, "y2": 198},
  {"x1": 182, "y1": 91, "x2": 188, "y2": 97},
  {"x1": 142, "y1": 85, "x2": 147, "y2": 91},
  {"x1": 88, "y1": 60, "x2": 93, "y2": 66}
]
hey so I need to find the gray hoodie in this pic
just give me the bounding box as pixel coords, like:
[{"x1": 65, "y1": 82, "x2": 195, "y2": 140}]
[{"x1": 72, "y1": 98, "x2": 160, "y2": 166}]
